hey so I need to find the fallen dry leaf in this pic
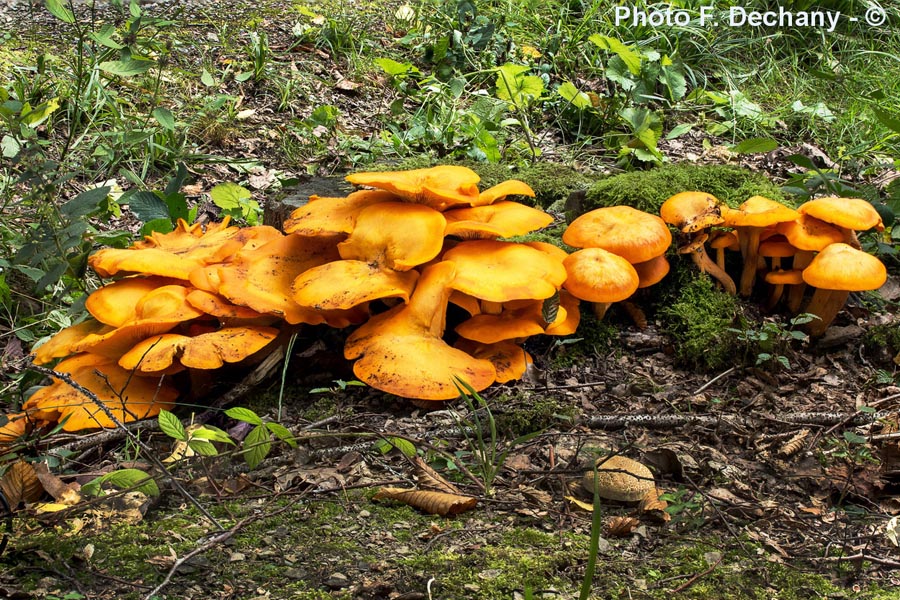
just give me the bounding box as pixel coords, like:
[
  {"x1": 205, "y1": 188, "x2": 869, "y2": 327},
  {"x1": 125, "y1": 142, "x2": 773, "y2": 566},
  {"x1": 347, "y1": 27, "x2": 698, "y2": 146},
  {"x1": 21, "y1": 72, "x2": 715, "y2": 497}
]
[
  {"x1": 564, "y1": 495, "x2": 594, "y2": 512},
  {"x1": 373, "y1": 487, "x2": 476, "y2": 516},
  {"x1": 413, "y1": 456, "x2": 461, "y2": 495},
  {"x1": 638, "y1": 489, "x2": 671, "y2": 523},
  {"x1": 606, "y1": 516, "x2": 640, "y2": 537},
  {"x1": 0, "y1": 460, "x2": 44, "y2": 508},
  {"x1": 33, "y1": 462, "x2": 81, "y2": 505}
]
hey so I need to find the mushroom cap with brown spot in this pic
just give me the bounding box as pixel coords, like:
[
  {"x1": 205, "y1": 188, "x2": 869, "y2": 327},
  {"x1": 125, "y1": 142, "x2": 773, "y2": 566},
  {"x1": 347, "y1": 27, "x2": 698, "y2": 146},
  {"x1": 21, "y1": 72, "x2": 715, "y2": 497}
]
[
  {"x1": 581, "y1": 455, "x2": 656, "y2": 502},
  {"x1": 801, "y1": 243, "x2": 887, "y2": 291},
  {"x1": 660, "y1": 191, "x2": 724, "y2": 232},
  {"x1": 282, "y1": 189, "x2": 399, "y2": 237},
  {"x1": 344, "y1": 261, "x2": 496, "y2": 400},
  {"x1": 443, "y1": 240, "x2": 567, "y2": 303},
  {"x1": 346, "y1": 166, "x2": 482, "y2": 211},
  {"x1": 443, "y1": 201, "x2": 552, "y2": 239},
  {"x1": 563, "y1": 206, "x2": 672, "y2": 263},
  {"x1": 776, "y1": 214, "x2": 845, "y2": 251},
  {"x1": 291, "y1": 260, "x2": 419, "y2": 311},
  {"x1": 337, "y1": 202, "x2": 446, "y2": 271},
  {"x1": 799, "y1": 197, "x2": 884, "y2": 232},
  {"x1": 563, "y1": 248, "x2": 639, "y2": 303}
]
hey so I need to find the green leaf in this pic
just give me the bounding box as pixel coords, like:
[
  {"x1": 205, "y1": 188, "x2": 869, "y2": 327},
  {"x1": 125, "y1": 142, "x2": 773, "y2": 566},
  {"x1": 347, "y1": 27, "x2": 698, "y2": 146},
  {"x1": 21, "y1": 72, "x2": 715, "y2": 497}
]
[
  {"x1": 193, "y1": 425, "x2": 235, "y2": 445},
  {"x1": 158, "y1": 409, "x2": 187, "y2": 441},
  {"x1": 20, "y1": 97, "x2": 60, "y2": 127},
  {"x1": 589, "y1": 35, "x2": 642, "y2": 75},
  {"x1": 61, "y1": 186, "x2": 111, "y2": 219},
  {"x1": 188, "y1": 439, "x2": 219, "y2": 456},
  {"x1": 100, "y1": 58, "x2": 155, "y2": 77},
  {"x1": 383, "y1": 436, "x2": 416, "y2": 458},
  {"x1": 45, "y1": 0, "x2": 75, "y2": 23},
  {"x1": 140, "y1": 218, "x2": 174, "y2": 237},
  {"x1": 124, "y1": 191, "x2": 170, "y2": 222},
  {"x1": 83, "y1": 469, "x2": 159, "y2": 497},
  {"x1": 731, "y1": 137, "x2": 778, "y2": 154},
  {"x1": 659, "y1": 65, "x2": 686, "y2": 101},
  {"x1": 874, "y1": 108, "x2": 900, "y2": 134},
  {"x1": 152, "y1": 107, "x2": 175, "y2": 130},
  {"x1": 2, "y1": 135, "x2": 21, "y2": 158},
  {"x1": 375, "y1": 57, "x2": 418, "y2": 77},
  {"x1": 210, "y1": 182, "x2": 252, "y2": 210},
  {"x1": 494, "y1": 64, "x2": 544, "y2": 108},
  {"x1": 225, "y1": 406, "x2": 264, "y2": 426},
  {"x1": 89, "y1": 24, "x2": 124, "y2": 49},
  {"x1": 265, "y1": 422, "x2": 297, "y2": 448},
  {"x1": 243, "y1": 425, "x2": 271, "y2": 469},
  {"x1": 666, "y1": 123, "x2": 694, "y2": 139},
  {"x1": 200, "y1": 69, "x2": 216, "y2": 87},
  {"x1": 557, "y1": 82, "x2": 592, "y2": 110},
  {"x1": 843, "y1": 431, "x2": 868, "y2": 445}
]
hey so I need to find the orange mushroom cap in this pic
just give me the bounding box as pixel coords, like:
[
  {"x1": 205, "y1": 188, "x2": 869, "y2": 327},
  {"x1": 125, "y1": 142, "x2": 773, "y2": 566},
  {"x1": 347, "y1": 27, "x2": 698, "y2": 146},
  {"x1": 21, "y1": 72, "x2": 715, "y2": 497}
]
[
  {"x1": 346, "y1": 166, "x2": 482, "y2": 211},
  {"x1": 344, "y1": 261, "x2": 496, "y2": 401},
  {"x1": 337, "y1": 202, "x2": 446, "y2": 271},
  {"x1": 475, "y1": 179, "x2": 536, "y2": 206},
  {"x1": 291, "y1": 260, "x2": 419, "y2": 311},
  {"x1": 801, "y1": 243, "x2": 887, "y2": 291},
  {"x1": 632, "y1": 254, "x2": 670, "y2": 288},
  {"x1": 562, "y1": 248, "x2": 639, "y2": 303},
  {"x1": 454, "y1": 339, "x2": 532, "y2": 384},
  {"x1": 660, "y1": 191, "x2": 725, "y2": 232},
  {"x1": 455, "y1": 300, "x2": 555, "y2": 344},
  {"x1": 443, "y1": 201, "x2": 553, "y2": 239},
  {"x1": 282, "y1": 189, "x2": 399, "y2": 237},
  {"x1": 563, "y1": 206, "x2": 672, "y2": 263},
  {"x1": 85, "y1": 276, "x2": 180, "y2": 327},
  {"x1": 23, "y1": 354, "x2": 178, "y2": 431},
  {"x1": 443, "y1": 240, "x2": 567, "y2": 302},
  {"x1": 776, "y1": 214, "x2": 844, "y2": 251},
  {"x1": 31, "y1": 318, "x2": 114, "y2": 365},
  {"x1": 798, "y1": 197, "x2": 884, "y2": 232}
]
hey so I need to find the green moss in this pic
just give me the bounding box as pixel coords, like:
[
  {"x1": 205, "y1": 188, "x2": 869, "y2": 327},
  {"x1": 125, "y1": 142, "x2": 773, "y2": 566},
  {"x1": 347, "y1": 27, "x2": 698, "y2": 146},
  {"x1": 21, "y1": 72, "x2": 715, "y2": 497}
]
[
  {"x1": 492, "y1": 392, "x2": 576, "y2": 437},
  {"x1": 549, "y1": 312, "x2": 619, "y2": 368},
  {"x1": 660, "y1": 274, "x2": 743, "y2": 371},
  {"x1": 864, "y1": 322, "x2": 900, "y2": 356},
  {"x1": 580, "y1": 163, "x2": 789, "y2": 216}
]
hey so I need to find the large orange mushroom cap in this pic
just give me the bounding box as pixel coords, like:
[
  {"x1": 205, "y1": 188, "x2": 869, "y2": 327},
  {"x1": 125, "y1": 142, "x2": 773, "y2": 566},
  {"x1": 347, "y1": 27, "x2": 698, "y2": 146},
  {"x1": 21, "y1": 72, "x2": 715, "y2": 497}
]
[
  {"x1": 443, "y1": 201, "x2": 553, "y2": 239},
  {"x1": 23, "y1": 354, "x2": 178, "y2": 431},
  {"x1": 337, "y1": 202, "x2": 446, "y2": 271},
  {"x1": 282, "y1": 189, "x2": 399, "y2": 237},
  {"x1": 443, "y1": 240, "x2": 567, "y2": 302},
  {"x1": 475, "y1": 180, "x2": 536, "y2": 206},
  {"x1": 799, "y1": 197, "x2": 884, "y2": 232},
  {"x1": 216, "y1": 233, "x2": 342, "y2": 325},
  {"x1": 292, "y1": 260, "x2": 419, "y2": 311},
  {"x1": 455, "y1": 300, "x2": 557, "y2": 344},
  {"x1": 344, "y1": 261, "x2": 496, "y2": 401},
  {"x1": 85, "y1": 276, "x2": 179, "y2": 327},
  {"x1": 563, "y1": 206, "x2": 672, "y2": 264},
  {"x1": 562, "y1": 248, "x2": 639, "y2": 303},
  {"x1": 454, "y1": 339, "x2": 532, "y2": 384},
  {"x1": 346, "y1": 166, "x2": 482, "y2": 211},
  {"x1": 31, "y1": 318, "x2": 114, "y2": 365}
]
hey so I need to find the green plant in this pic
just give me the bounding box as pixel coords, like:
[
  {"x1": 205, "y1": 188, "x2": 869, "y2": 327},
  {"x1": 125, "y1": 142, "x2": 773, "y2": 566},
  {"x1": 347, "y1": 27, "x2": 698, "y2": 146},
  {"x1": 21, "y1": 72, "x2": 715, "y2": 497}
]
[
  {"x1": 210, "y1": 182, "x2": 263, "y2": 226},
  {"x1": 660, "y1": 486, "x2": 705, "y2": 529},
  {"x1": 452, "y1": 378, "x2": 542, "y2": 496},
  {"x1": 224, "y1": 407, "x2": 297, "y2": 469},
  {"x1": 729, "y1": 313, "x2": 815, "y2": 370}
]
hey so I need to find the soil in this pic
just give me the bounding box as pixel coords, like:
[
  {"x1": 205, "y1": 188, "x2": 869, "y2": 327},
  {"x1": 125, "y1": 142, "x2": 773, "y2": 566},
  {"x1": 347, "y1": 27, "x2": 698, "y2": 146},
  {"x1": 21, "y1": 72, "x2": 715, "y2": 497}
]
[{"x1": 3, "y1": 2, "x2": 900, "y2": 600}]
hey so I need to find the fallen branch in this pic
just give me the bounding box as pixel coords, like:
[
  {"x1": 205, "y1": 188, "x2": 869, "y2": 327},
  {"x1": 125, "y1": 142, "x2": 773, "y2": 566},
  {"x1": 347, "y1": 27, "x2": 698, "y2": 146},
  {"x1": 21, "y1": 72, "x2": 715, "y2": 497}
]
[{"x1": 585, "y1": 411, "x2": 886, "y2": 431}]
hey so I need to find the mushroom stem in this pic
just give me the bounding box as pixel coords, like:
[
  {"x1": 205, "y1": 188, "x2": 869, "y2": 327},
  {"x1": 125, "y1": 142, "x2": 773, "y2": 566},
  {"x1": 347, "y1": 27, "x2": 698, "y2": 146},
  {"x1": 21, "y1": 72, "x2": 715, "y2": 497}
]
[
  {"x1": 592, "y1": 302, "x2": 612, "y2": 320},
  {"x1": 621, "y1": 301, "x2": 648, "y2": 329},
  {"x1": 802, "y1": 288, "x2": 850, "y2": 337},
  {"x1": 688, "y1": 246, "x2": 737, "y2": 296},
  {"x1": 765, "y1": 283, "x2": 785, "y2": 312},
  {"x1": 738, "y1": 227, "x2": 763, "y2": 297},
  {"x1": 786, "y1": 251, "x2": 813, "y2": 314},
  {"x1": 481, "y1": 300, "x2": 504, "y2": 315}
]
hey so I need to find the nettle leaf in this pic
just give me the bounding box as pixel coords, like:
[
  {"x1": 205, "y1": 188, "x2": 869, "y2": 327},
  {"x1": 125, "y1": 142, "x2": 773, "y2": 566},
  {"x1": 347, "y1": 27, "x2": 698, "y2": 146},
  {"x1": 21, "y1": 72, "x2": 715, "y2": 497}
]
[
  {"x1": 158, "y1": 409, "x2": 186, "y2": 441},
  {"x1": 243, "y1": 425, "x2": 272, "y2": 469},
  {"x1": 89, "y1": 24, "x2": 124, "y2": 49},
  {"x1": 210, "y1": 182, "x2": 252, "y2": 210},
  {"x1": 589, "y1": 35, "x2": 641, "y2": 75},
  {"x1": 124, "y1": 190, "x2": 170, "y2": 222},
  {"x1": 100, "y1": 58, "x2": 155, "y2": 77},
  {"x1": 225, "y1": 406, "x2": 264, "y2": 426},
  {"x1": 61, "y1": 186, "x2": 111, "y2": 219},
  {"x1": 557, "y1": 82, "x2": 593, "y2": 110},
  {"x1": 265, "y1": 422, "x2": 297, "y2": 448}
]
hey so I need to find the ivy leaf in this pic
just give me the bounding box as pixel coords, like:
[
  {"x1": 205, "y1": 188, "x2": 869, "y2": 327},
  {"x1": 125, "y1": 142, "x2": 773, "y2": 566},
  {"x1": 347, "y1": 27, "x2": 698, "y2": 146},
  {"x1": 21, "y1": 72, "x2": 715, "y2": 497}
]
[
  {"x1": 124, "y1": 191, "x2": 170, "y2": 222},
  {"x1": 210, "y1": 182, "x2": 252, "y2": 210}
]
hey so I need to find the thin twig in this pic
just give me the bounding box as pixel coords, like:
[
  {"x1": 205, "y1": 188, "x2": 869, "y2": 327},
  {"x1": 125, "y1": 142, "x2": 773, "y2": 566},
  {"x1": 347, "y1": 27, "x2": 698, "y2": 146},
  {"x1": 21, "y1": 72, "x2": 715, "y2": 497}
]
[
  {"x1": 28, "y1": 364, "x2": 224, "y2": 531},
  {"x1": 693, "y1": 366, "x2": 736, "y2": 395},
  {"x1": 811, "y1": 553, "x2": 900, "y2": 568},
  {"x1": 671, "y1": 553, "x2": 723, "y2": 593}
]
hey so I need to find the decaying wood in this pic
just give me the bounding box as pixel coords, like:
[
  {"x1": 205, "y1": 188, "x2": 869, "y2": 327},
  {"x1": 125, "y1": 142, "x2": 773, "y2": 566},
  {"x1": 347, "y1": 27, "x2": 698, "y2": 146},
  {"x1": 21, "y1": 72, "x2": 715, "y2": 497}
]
[{"x1": 585, "y1": 411, "x2": 888, "y2": 431}]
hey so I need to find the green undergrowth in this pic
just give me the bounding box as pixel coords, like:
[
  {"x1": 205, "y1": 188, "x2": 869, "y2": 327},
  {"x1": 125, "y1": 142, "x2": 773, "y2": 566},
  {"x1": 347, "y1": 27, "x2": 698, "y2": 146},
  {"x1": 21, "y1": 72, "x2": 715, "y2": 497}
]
[
  {"x1": 660, "y1": 274, "x2": 743, "y2": 372},
  {"x1": 581, "y1": 163, "x2": 790, "y2": 215},
  {"x1": 6, "y1": 493, "x2": 878, "y2": 599}
]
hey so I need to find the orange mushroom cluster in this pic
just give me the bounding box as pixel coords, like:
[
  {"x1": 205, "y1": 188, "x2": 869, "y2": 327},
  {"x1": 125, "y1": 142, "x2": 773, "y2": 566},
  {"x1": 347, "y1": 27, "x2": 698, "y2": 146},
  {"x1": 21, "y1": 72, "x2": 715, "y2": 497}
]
[
  {"x1": 660, "y1": 193, "x2": 887, "y2": 336},
  {"x1": 13, "y1": 166, "x2": 584, "y2": 437}
]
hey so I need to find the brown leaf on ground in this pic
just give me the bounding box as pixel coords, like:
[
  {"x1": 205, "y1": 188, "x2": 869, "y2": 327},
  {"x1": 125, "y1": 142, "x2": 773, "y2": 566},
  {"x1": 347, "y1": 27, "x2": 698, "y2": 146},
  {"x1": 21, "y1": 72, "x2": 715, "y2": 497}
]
[
  {"x1": 373, "y1": 487, "x2": 476, "y2": 516},
  {"x1": 638, "y1": 489, "x2": 671, "y2": 523},
  {"x1": 0, "y1": 460, "x2": 44, "y2": 508},
  {"x1": 606, "y1": 516, "x2": 640, "y2": 537},
  {"x1": 412, "y1": 456, "x2": 461, "y2": 495},
  {"x1": 33, "y1": 462, "x2": 81, "y2": 505}
]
